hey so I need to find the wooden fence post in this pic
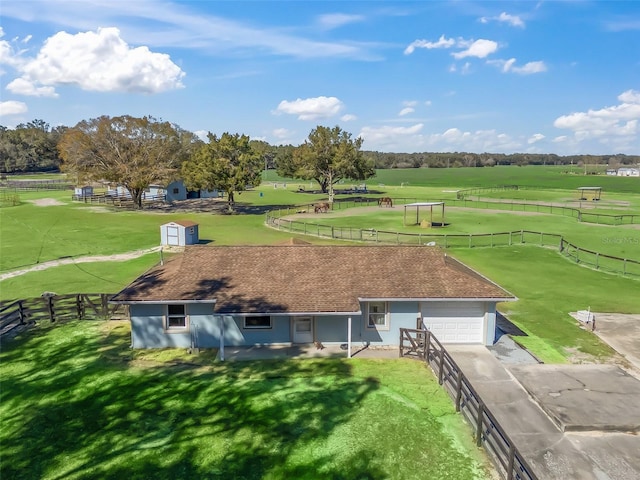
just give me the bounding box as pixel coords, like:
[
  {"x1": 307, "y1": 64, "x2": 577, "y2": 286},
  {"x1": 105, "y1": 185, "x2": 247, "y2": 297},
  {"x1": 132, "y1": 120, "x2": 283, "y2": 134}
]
[
  {"x1": 47, "y1": 296, "x2": 55, "y2": 322},
  {"x1": 425, "y1": 332, "x2": 431, "y2": 363},
  {"x1": 455, "y1": 374, "x2": 463, "y2": 412},
  {"x1": 438, "y1": 349, "x2": 445, "y2": 385},
  {"x1": 507, "y1": 445, "x2": 516, "y2": 480},
  {"x1": 18, "y1": 301, "x2": 25, "y2": 325},
  {"x1": 76, "y1": 294, "x2": 84, "y2": 320},
  {"x1": 476, "y1": 401, "x2": 484, "y2": 446},
  {"x1": 101, "y1": 294, "x2": 109, "y2": 318}
]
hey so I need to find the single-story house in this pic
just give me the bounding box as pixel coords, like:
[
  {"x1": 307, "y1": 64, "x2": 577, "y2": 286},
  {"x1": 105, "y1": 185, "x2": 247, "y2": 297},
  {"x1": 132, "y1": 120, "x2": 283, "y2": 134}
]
[{"x1": 110, "y1": 245, "x2": 516, "y2": 351}]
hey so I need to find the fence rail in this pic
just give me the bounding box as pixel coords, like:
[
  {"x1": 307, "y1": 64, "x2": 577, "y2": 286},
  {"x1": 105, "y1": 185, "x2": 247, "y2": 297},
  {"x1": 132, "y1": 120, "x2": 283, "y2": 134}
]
[
  {"x1": 70, "y1": 192, "x2": 165, "y2": 208},
  {"x1": 0, "y1": 293, "x2": 126, "y2": 337},
  {"x1": 266, "y1": 204, "x2": 640, "y2": 278},
  {"x1": 0, "y1": 180, "x2": 73, "y2": 191},
  {"x1": 400, "y1": 328, "x2": 537, "y2": 480}
]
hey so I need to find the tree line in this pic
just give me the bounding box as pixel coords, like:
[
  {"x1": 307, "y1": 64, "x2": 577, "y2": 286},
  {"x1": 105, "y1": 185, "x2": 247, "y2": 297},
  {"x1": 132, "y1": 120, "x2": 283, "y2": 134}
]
[{"x1": 2, "y1": 117, "x2": 639, "y2": 209}]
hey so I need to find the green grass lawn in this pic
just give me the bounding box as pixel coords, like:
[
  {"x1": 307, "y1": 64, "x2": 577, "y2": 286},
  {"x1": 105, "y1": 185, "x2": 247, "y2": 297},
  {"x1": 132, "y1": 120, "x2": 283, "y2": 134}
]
[
  {"x1": 0, "y1": 320, "x2": 492, "y2": 480},
  {"x1": 265, "y1": 165, "x2": 640, "y2": 193},
  {"x1": 296, "y1": 206, "x2": 640, "y2": 260}
]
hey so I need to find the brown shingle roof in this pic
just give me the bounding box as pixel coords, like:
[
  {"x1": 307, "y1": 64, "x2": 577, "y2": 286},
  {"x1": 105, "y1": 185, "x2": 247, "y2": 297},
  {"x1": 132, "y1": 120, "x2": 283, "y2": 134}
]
[{"x1": 111, "y1": 245, "x2": 515, "y2": 313}]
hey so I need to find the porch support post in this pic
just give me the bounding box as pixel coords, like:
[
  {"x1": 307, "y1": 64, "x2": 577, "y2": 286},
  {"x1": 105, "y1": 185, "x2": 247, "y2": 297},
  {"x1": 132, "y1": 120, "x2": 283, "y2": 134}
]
[
  {"x1": 347, "y1": 316, "x2": 352, "y2": 358},
  {"x1": 219, "y1": 315, "x2": 225, "y2": 362}
]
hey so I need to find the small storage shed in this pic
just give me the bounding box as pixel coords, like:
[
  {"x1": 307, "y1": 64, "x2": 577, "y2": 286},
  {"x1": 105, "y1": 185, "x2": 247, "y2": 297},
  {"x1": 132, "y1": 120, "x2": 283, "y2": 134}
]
[
  {"x1": 74, "y1": 186, "x2": 93, "y2": 197},
  {"x1": 160, "y1": 221, "x2": 199, "y2": 246}
]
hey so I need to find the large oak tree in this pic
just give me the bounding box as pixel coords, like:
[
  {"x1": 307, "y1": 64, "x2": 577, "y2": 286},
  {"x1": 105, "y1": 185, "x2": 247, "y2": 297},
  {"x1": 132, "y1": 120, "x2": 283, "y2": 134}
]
[
  {"x1": 58, "y1": 115, "x2": 196, "y2": 208},
  {"x1": 277, "y1": 125, "x2": 375, "y2": 201},
  {"x1": 181, "y1": 132, "x2": 263, "y2": 210}
]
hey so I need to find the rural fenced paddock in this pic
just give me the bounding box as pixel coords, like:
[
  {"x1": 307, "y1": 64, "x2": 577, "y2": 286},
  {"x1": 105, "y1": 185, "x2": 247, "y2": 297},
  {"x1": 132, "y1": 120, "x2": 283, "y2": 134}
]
[
  {"x1": 266, "y1": 209, "x2": 640, "y2": 278},
  {"x1": 400, "y1": 328, "x2": 537, "y2": 480},
  {"x1": 0, "y1": 293, "x2": 125, "y2": 337}
]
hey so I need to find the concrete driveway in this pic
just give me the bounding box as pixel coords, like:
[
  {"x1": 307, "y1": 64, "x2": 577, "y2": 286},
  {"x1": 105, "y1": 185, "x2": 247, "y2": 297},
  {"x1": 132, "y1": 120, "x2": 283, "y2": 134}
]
[
  {"x1": 447, "y1": 345, "x2": 640, "y2": 480},
  {"x1": 590, "y1": 312, "x2": 640, "y2": 371}
]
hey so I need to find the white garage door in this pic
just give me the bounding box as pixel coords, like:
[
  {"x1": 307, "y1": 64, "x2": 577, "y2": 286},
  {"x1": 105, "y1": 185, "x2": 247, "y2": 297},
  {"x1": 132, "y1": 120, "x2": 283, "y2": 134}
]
[{"x1": 422, "y1": 302, "x2": 485, "y2": 344}]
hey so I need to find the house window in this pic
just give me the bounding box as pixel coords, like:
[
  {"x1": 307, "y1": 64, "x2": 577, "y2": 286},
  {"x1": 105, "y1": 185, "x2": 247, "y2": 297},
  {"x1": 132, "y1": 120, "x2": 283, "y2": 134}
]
[
  {"x1": 244, "y1": 316, "x2": 272, "y2": 329},
  {"x1": 166, "y1": 304, "x2": 188, "y2": 330},
  {"x1": 367, "y1": 302, "x2": 389, "y2": 329},
  {"x1": 173, "y1": 188, "x2": 179, "y2": 194}
]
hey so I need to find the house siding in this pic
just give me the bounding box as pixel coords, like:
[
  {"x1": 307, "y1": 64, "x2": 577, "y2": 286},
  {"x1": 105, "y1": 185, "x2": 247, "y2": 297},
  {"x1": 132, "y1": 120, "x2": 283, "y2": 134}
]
[{"x1": 131, "y1": 300, "x2": 500, "y2": 348}]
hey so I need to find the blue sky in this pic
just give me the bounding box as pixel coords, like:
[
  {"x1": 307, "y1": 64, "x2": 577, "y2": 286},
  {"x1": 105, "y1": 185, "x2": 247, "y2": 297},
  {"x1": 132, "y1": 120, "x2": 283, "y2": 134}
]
[{"x1": 1, "y1": 1, "x2": 639, "y2": 155}]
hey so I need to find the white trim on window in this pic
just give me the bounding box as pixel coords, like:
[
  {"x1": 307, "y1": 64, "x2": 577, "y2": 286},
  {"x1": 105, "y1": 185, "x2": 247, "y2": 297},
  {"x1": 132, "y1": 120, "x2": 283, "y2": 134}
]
[
  {"x1": 243, "y1": 315, "x2": 272, "y2": 330},
  {"x1": 165, "y1": 304, "x2": 189, "y2": 332},
  {"x1": 366, "y1": 301, "x2": 389, "y2": 330}
]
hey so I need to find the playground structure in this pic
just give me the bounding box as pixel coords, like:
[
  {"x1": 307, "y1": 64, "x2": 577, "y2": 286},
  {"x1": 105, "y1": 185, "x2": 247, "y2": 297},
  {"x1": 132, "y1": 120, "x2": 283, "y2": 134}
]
[
  {"x1": 403, "y1": 202, "x2": 446, "y2": 227},
  {"x1": 577, "y1": 186, "x2": 602, "y2": 201}
]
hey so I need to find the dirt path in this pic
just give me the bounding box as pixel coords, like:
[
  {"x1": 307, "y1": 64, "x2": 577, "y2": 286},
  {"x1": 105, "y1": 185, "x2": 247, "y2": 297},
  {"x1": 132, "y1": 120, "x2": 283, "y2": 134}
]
[{"x1": 0, "y1": 247, "x2": 162, "y2": 282}]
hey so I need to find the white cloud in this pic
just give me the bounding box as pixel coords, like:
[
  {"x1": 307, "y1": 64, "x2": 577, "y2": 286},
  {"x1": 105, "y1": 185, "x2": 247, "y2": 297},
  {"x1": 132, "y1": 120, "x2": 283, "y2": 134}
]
[
  {"x1": 6, "y1": 77, "x2": 58, "y2": 97},
  {"x1": 460, "y1": 62, "x2": 472, "y2": 74},
  {"x1": 402, "y1": 100, "x2": 418, "y2": 107},
  {"x1": 452, "y1": 39, "x2": 498, "y2": 59},
  {"x1": 317, "y1": 13, "x2": 365, "y2": 30},
  {"x1": 13, "y1": 27, "x2": 185, "y2": 95},
  {"x1": 360, "y1": 123, "x2": 523, "y2": 153},
  {"x1": 480, "y1": 12, "x2": 525, "y2": 28},
  {"x1": 424, "y1": 100, "x2": 432, "y2": 107},
  {"x1": 398, "y1": 107, "x2": 414, "y2": 116},
  {"x1": 194, "y1": 130, "x2": 209, "y2": 142},
  {"x1": 528, "y1": 133, "x2": 545, "y2": 144},
  {"x1": 274, "y1": 96, "x2": 344, "y2": 120},
  {"x1": 512, "y1": 61, "x2": 547, "y2": 74},
  {"x1": 404, "y1": 35, "x2": 456, "y2": 55},
  {"x1": 488, "y1": 58, "x2": 547, "y2": 75},
  {"x1": 0, "y1": 100, "x2": 28, "y2": 116},
  {"x1": 359, "y1": 123, "x2": 424, "y2": 147},
  {"x1": 273, "y1": 128, "x2": 293, "y2": 139},
  {"x1": 1, "y1": 1, "x2": 375, "y2": 60},
  {"x1": 553, "y1": 89, "x2": 640, "y2": 151},
  {"x1": 341, "y1": 114, "x2": 357, "y2": 122}
]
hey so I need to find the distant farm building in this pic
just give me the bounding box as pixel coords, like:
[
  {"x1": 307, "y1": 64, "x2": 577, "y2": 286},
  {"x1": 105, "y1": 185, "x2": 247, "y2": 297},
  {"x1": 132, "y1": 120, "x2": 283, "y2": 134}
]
[
  {"x1": 617, "y1": 167, "x2": 640, "y2": 177},
  {"x1": 110, "y1": 180, "x2": 221, "y2": 202},
  {"x1": 160, "y1": 221, "x2": 199, "y2": 247}
]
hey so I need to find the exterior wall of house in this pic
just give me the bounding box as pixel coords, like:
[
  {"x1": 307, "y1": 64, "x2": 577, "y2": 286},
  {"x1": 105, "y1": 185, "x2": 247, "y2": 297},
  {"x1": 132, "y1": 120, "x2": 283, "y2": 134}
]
[
  {"x1": 165, "y1": 181, "x2": 188, "y2": 202},
  {"x1": 130, "y1": 300, "x2": 498, "y2": 348}
]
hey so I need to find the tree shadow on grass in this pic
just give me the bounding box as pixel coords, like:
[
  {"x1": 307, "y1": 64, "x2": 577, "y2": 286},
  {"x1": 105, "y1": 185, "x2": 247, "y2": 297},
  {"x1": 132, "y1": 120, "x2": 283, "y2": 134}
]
[{"x1": 0, "y1": 321, "x2": 382, "y2": 479}]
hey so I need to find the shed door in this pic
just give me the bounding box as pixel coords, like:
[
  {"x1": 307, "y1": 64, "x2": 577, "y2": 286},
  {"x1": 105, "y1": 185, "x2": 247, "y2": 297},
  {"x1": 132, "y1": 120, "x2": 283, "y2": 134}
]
[
  {"x1": 293, "y1": 317, "x2": 313, "y2": 344},
  {"x1": 422, "y1": 302, "x2": 484, "y2": 344},
  {"x1": 167, "y1": 226, "x2": 180, "y2": 246}
]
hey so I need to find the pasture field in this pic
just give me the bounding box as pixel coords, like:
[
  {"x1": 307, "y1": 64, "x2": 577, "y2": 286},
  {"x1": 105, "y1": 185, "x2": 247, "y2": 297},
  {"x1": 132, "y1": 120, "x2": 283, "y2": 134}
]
[
  {"x1": 0, "y1": 320, "x2": 491, "y2": 480},
  {"x1": 287, "y1": 207, "x2": 640, "y2": 260},
  {"x1": 264, "y1": 165, "x2": 640, "y2": 193},
  {"x1": 1, "y1": 166, "x2": 639, "y2": 363}
]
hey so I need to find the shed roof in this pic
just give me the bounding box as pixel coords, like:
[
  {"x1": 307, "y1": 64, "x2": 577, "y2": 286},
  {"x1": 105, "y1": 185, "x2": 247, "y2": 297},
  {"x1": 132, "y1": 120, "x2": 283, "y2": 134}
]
[
  {"x1": 112, "y1": 246, "x2": 515, "y2": 314},
  {"x1": 162, "y1": 220, "x2": 198, "y2": 228}
]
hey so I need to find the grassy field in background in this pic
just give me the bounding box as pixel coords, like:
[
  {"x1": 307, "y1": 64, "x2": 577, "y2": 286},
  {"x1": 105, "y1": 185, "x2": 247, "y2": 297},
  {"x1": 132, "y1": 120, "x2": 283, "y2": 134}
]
[
  {"x1": 264, "y1": 165, "x2": 640, "y2": 192},
  {"x1": 287, "y1": 207, "x2": 640, "y2": 259},
  {"x1": 0, "y1": 320, "x2": 492, "y2": 480}
]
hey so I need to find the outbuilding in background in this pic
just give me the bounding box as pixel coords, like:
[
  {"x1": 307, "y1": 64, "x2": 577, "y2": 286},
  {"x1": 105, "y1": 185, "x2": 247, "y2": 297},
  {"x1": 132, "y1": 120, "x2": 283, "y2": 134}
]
[{"x1": 160, "y1": 221, "x2": 199, "y2": 247}]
